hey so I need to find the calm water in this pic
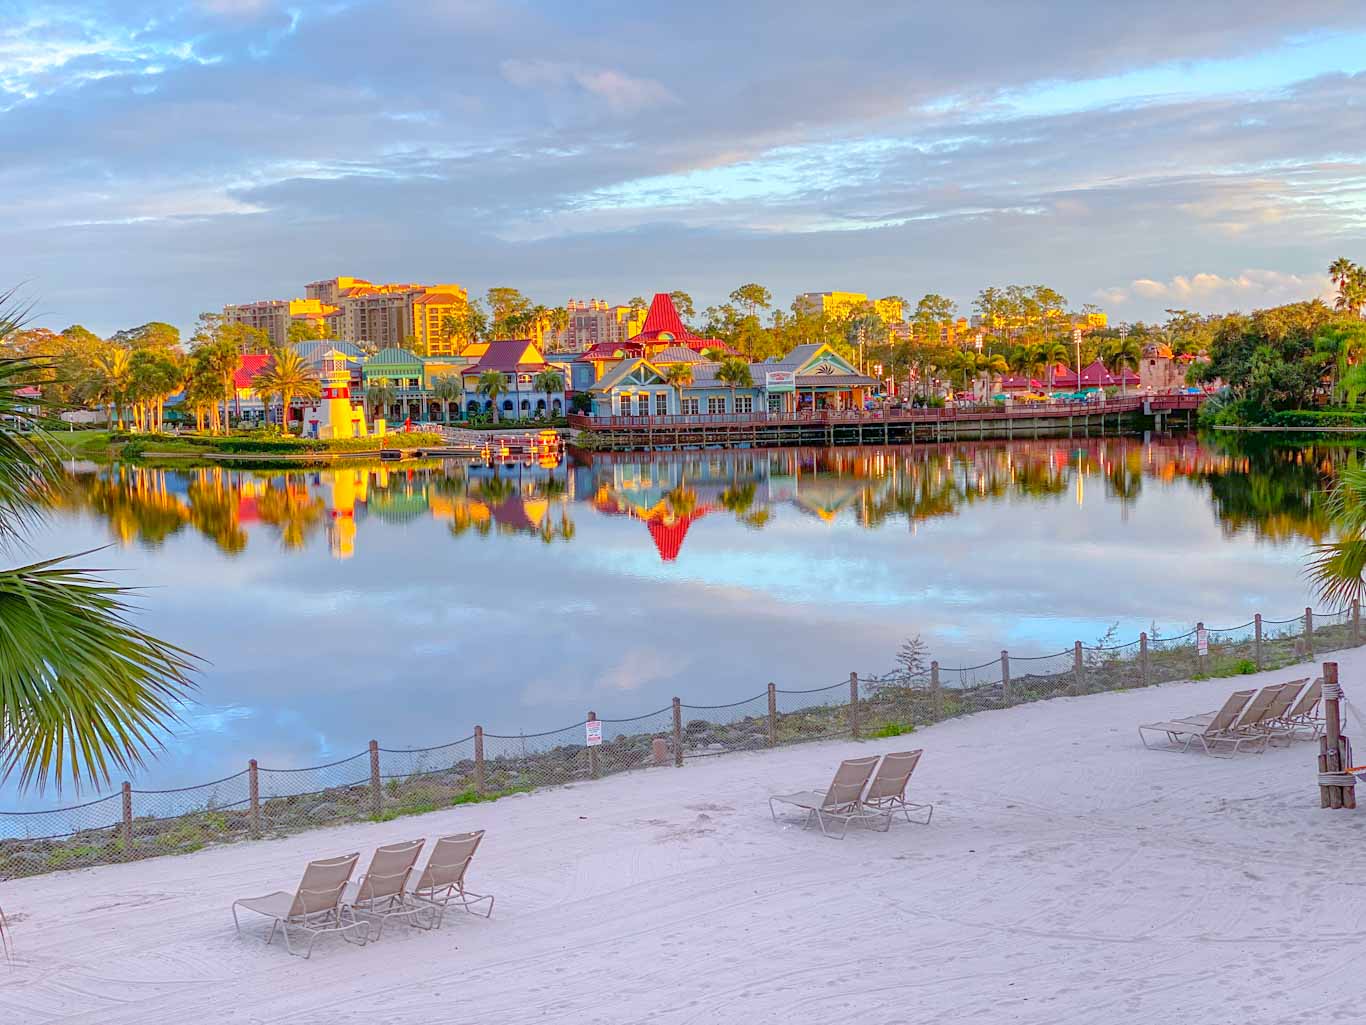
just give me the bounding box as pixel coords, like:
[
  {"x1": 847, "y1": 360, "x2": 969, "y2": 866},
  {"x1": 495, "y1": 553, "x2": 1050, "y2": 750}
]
[{"x1": 5, "y1": 435, "x2": 1341, "y2": 807}]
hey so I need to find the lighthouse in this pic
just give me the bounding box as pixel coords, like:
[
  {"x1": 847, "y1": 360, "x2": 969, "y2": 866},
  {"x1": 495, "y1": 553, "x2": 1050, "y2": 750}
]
[{"x1": 301, "y1": 350, "x2": 382, "y2": 440}]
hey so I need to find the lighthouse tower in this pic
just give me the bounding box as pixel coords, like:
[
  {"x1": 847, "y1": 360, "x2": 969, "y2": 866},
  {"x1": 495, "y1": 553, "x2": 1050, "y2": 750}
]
[{"x1": 302, "y1": 350, "x2": 382, "y2": 439}]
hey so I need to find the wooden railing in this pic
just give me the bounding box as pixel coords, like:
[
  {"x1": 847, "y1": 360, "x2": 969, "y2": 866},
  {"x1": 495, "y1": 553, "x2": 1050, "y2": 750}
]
[{"x1": 567, "y1": 392, "x2": 1203, "y2": 431}]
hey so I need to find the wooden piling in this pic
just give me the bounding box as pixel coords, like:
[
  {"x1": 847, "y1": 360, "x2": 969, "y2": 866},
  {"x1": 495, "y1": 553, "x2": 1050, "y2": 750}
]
[
  {"x1": 120, "y1": 781, "x2": 133, "y2": 849},
  {"x1": 248, "y1": 759, "x2": 260, "y2": 837},
  {"x1": 1319, "y1": 662, "x2": 1355, "y2": 809},
  {"x1": 473, "y1": 726, "x2": 485, "y2": 794},
  {"x1": 1196, "y1": 622, "x2": 1208, "y2": 677},
  {"x1": 672, "y1": 697, "x2": 683, "y2": 767},
  {"x1": 849, "y1": 672, "x2": 860, "y2": 737},
  {"x1": 930, "y1": 660, "x2": 942, "y2": 718},
  {"x1": 368, "y1": 739, "x2": 382, "y2": 817},
  {"x1": 1139, "y1": 632, "x2": 1149, "y2": 688},
  {"x1": 1000, "y1": 650, "x2": 1011, "y2": 705},
  {"x1": 767, "y1": 683, "x2": 777, "y2": 747},
  {"x1": 1072, "y1": 641, "x2": 1084, "y2": 695},
  {"x1": 1254, "y1": 613, "x2": 1263, "y2": 670}
]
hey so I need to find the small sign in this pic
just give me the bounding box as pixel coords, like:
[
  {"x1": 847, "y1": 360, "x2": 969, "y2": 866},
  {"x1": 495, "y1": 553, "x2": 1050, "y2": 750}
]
[
  {"x1": 1196, "y1": 628, "x2": 1209, "y2": 657},
  {"x1": 765, "y1": 370, "x2": 796, "y2": 393},
  {"x1": 585, "y1": 720, "x2": 603, "y2": 747}
]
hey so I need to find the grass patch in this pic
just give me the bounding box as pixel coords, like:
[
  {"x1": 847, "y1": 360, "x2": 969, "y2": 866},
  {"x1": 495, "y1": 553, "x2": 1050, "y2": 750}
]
[{"x1": 870, "y1": 721, "x2": 916, "y2": 738}]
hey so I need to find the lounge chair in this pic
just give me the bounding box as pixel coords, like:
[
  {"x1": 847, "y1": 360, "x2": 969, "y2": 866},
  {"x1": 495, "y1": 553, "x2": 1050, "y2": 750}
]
[
  {"x1": 1277, "y1": 677, "x2": 1324, "y2": 740},
  {"x1": 1252, "y1": 679, "x2": 1309, "y2": 745},
  {"x1": 232, "y1": 852, "x2": 367, "y2": 958},
  {"x1": 1139, "y1": 689, "x2": 1260, "y2": 756},
  {"x1": 768, "y1": 755, "x2": 880, "y2": 839},
  {"x1": 859, "y1": 750, "x2": 933, "y2": 829},
  {"x1": 348, "y1": 839, "x2": 426, "y2": 940},
  {"x1": 407, "y1": 831, "x2": 494, "y2": 928}
]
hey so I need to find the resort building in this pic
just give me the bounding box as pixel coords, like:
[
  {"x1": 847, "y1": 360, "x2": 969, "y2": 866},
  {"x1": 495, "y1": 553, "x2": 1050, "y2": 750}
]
[
  {"x1": 222, "y1": 298, "x2": 336, "y2": 348},
  {"x1": 555, "y1": 299, "x2": 647, "y2": 353},
  {"x1": 1138, "y1": 343, "x2": 1193, "y2": 391},
  {"x1": 461, "y1": 340, "x2": 569, "y2": 419},
  {"x1": 305, "y1": 276, "x2": 373, "y2": 305},
  {"x1": 795, "y1": 291, "x2": 904, "y2": 324},
  {"x1": 584, "y1": 341, "x2": 877, "y2": 418},
  {"x1": 576, "y1": 292, "x2": 731, "y2": 383}
]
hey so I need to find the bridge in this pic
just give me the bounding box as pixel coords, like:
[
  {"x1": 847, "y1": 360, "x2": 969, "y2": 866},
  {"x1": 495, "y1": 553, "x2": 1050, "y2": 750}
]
[{"x1": 567, "y1": 393, "x2": 1204, "y2": 450}]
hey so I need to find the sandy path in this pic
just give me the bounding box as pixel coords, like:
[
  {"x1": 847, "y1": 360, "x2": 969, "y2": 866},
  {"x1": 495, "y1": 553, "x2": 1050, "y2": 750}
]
[{"x1": 3, "y1": 653, "x2": 1365, "y2": 1025}]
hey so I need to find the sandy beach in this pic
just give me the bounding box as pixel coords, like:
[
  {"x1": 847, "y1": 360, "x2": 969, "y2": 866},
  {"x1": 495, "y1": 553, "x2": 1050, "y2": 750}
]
[{"x1": 3, "y1": 653, "x2": 1364, "y2": 1025}]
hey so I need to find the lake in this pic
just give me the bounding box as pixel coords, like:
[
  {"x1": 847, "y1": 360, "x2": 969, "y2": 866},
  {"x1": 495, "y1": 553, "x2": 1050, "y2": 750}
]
[{"x1": 5, "y1": 433, "x2": 1338, "y2": 808}]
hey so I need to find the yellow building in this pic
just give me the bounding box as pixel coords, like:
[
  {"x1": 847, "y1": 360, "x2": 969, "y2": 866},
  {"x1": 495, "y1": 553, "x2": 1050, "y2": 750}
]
[
  {"x1": 412, "y1": 291, "x2": 471, "y2": 357},
  {"x1": 795, "y1": 291, "x2": 903, "y2": 324}
]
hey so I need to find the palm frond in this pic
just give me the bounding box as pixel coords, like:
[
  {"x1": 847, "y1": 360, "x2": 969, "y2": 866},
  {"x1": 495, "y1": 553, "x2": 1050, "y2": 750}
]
[{"x1": 0, "y1": 553, "x2": 198, "y2": 791}]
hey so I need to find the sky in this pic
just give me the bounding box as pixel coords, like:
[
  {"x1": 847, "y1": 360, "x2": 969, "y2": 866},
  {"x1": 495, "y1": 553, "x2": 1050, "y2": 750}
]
[{"x1": 2, "y1": 1, "x2": 1365, "y2": 337}]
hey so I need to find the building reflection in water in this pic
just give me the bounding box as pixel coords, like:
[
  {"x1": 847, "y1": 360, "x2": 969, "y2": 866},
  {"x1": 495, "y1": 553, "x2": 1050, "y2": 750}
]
[{"x1": 59, "y1": 434, "x2": 1343, "y2": 561}]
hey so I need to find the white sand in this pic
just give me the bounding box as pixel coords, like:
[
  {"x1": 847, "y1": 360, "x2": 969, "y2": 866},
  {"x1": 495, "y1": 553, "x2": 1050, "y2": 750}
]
[{"x1": 4, "y1": 654, "x2": 1366, "y2": 1025}]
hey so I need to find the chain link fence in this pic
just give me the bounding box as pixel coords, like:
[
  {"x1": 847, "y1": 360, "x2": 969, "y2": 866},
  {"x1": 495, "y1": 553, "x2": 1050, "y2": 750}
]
[{"x1": 4, "y1": 602, "x2": 1360, "y2": 880}]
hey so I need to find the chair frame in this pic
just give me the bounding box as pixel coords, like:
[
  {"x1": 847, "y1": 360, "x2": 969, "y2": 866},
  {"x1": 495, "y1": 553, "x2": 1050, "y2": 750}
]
[
  {"x1": 407, "y1": 831, "x2": 495, "y2": 929},
  {"x1": 347, "y1": 839, "x2": 427, "y2": 940},
  {"x1": 232, "y1": 853, "x2": 369, "y2": 959},
  {"x1": 1139, "y1": 689, "x2": 1261, "y2": 757},
  {"x1": 860, "y1": 750, "x2": 934, "y2": 830},
  {"x1": 769, "y1": 755, "x2": 881, "y2": 839}
]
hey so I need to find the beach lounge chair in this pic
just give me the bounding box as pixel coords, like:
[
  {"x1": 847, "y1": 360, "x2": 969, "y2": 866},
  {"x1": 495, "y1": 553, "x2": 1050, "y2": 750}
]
[
  {"x1": 859, "y1": 750, "x2": 933, "y2": 829},
  {"x1": 1277, "y1": 677, "x2": 1324, "y2": 740},
  {"x1": 1252, "y1": 679, "x2": 1309, "y2": 745},
  {"x1": 768, "y1": 755, "x2": 880, "y2": 839},
  {"x1": 232, "y1": 852, "x2": 367, "y2": 958},
  {"x1": 1138, "y1": 689, "x2": 1260, "y2": 756},
  {"x1": 347, "y1": 839, "x2": 426, "y2": 940},
  {"x1": 407, "y1": 831, "x2": 494, "y2": 928}
]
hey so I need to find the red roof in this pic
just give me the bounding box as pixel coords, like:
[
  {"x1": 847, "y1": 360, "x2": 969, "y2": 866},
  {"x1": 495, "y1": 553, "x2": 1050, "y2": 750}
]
[
  {"x1": 579, "y1": 341, "x2": 644, "y2": 362},
  {"x1": 635, "y1": 293, "x2": 690, "y2": 341},
  {"x1": 234, "y1": 354, "x2": 273, "y2": 389},
  {"x1": 468, "y1": 340, "x2": 544, "y2": 373},
  {"x1": 1049, "y1": 360, "x2": 1139, "y2": 389},
  {"x1": 646, "y1": 510, "x2": 706, "y2": 562}
]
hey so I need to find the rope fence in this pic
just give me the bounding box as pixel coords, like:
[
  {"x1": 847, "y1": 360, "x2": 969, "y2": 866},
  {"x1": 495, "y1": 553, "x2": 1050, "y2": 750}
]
[{"x1": 2, "y1": 601, "x2": 1359, "y2": 879}]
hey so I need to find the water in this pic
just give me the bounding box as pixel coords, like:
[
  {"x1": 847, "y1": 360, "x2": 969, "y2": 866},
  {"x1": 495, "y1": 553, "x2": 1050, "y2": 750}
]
[{"x1": 4, "y1": 434, "x2": 1340, "y2": 808}]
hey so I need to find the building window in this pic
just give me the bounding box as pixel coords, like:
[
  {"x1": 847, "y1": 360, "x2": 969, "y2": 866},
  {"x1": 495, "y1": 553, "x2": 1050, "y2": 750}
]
[
  {"x1": 681, "y1": 398, "x2": 700, "y2": 415},
  {"x1": 708, "y1": 396, "x2": 725, "y2": 414},
  {"x1": 637, "y1": 394, "x2": 650, "y2": 416},
  {"x1": 768, "y1": 394, "x2": 783, "y2": 413},
  {"x1": 655, "y1": 392, "x2": 669, "y2": 415},
  {"x1": 735, "y1": 396, "x2": 753, "y2": 413},
  {"x1": 620, "y1": 395, "x2": 633, "y2": 416}
]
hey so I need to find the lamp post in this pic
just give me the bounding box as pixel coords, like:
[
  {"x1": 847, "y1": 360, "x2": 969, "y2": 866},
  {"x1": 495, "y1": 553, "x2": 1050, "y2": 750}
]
[{"x1": 1072, "y1": 327, "x2": 1082, "y2": 396}]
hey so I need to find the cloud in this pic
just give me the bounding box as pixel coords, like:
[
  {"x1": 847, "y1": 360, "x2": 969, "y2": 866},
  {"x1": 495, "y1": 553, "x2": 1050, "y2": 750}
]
[
  {"x1": 1100, "y1": 270, "x2": 1336, "y2": 312},
  {"x1": 500, "y1": 59, "x2": 677, "y2": 114}
]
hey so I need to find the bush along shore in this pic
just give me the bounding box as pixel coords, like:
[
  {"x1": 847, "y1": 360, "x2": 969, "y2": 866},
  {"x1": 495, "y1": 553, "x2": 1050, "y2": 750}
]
[{"x1": 1, "y1": 608, "x2": 1354, "y2": 880}]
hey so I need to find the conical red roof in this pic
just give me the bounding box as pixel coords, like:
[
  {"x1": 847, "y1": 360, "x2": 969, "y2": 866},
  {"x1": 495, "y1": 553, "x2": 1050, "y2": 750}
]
[
  {"x1": 636, "y1": 293, "x2": 690, "y2": 341},
  {"x1": 646, "y1": 511, "x2": 704, "y2": 562}
]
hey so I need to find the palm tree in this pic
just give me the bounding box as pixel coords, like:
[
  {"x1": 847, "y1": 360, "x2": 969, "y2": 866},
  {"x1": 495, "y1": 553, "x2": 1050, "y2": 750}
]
[
  {"x1": 477, "y1": 370, "x2": 508, "y2": 422},
  {"x1": 252, "y1": 348, "x2": 320, "y2": 433},
  {"x1": 1038, "y1": 340, "x2": 1070, "y2": 388},
  {"x1": 431, "y1": 374, "x2": 463, "y2": 423},
  {"x1": 532, "y1": 369, "x2": 564, "y2": 416},
  {"x1": 366, "y1": 377, "x2": 396, "y2": 422},
  {"x1": 90, "y1": 346, "x2": 132, "y2": 429},
  {"x1": 0, "y1": 306, "x2": 196, "y2": 793},
  {"x1": 192, "y1": 338, "x2": 239, "y2": 435},
  {"x1": 715, "y1": 357, "x2": 754, "y2": 414},
  {"x1": 663, "y1": 363, "x2": 693, "y2": 413},
  {"x1": 1103, "y1": 337, "x2": 1141, "y2": 395},
  {"x1": 1309, "y1": 464, "x2": 1366, "y2": 608},
  {"x1": 1330, "y1": 258, "x2": 1361, "y2": 314}
]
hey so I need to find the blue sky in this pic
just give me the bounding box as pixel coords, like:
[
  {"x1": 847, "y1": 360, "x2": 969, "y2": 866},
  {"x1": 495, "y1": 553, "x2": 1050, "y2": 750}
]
[{"x1": 2, "y1": 1, "x2": 1364, "y2": 334}]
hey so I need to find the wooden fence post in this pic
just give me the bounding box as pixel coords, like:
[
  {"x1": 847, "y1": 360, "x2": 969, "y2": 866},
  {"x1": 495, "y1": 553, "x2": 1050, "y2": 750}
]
[
  {"x1": 248, "y1": 759, "x2": 260, "y2": 838},
  {"x1": 587, "y1": 710, "x2": 601, "y2": 779},
  {"x1": 473, "y1": 726, "x2": 485, "y2": 794},
  {"x1": 1196, "y1": 622, "x2": 1208, "y2": 677},
  {"x1": 1139, "y1": 632, "x2": 1149, "y2": 688},
  {"x1": 368, "y1": 739, "x2": 382, "y2": 817},
  {"x1": 672, "y1": 697, "x2": 683, "y2": 767},
  {"x1": 1072, "y1": 641, "x2": 1084, "y2": 695},
  {"x1": 1305, "y1": 607, "x2": 1314, "y2": 657},
  {"x1": 849, "y1": 672, "x2": 860, "y2": 737},
  {"x1": 930, "y1": 661, "x2": 942, "y2": 719},
  {"x1": 1354, "y1": 600, "x2": 1362, "y2": 646},
  {"x1": 1319, "y1": 662, "x2": 1356, "y2": 810},
  {"x1": 767, "y1": 683, "x2": 777, "y2": 747},
  {"x1": 120, "y1": 781, "x2": 133, "y2": 850},
  {"x1": 1254, "y1": 613, "x2": 1263, "y2": 670},
  {"x1": 1000, "y1": 650, "x2": 1011, "y2": 705}
]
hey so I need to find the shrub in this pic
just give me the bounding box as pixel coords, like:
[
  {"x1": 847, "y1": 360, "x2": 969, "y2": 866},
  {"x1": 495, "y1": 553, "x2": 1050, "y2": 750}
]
[
  {"x1": 871, "y1": 721, "x2": 915, "y2": 738},
  {"x1": 1261, "y1": 409, "x2": 1366, "y2": 429}
]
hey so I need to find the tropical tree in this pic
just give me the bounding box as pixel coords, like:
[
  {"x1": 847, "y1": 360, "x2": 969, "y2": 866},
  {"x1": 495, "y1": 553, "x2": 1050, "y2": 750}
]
[
  {"x1": 532, "y1": 370, "x2": 564, "y2": 415},
  {"x1": 191, "y1": 337, "x2": 240, "y2": 435},
  {"x1": 1038, "y1": 340, "x2": 1071, "y2": 387},
  {"x1": 431, "y1": 374, "x2": 463, "y2": 423},
  {"x1": 252, "y1": 348, "x2": 320, "y2": 433},
  {"x1": 182, "y1": 370, "x2": 219, "y2": 432},
  {"x1": 715, "y1": 357, "x2": 754, "y2": 413},
  {"x1": 663, "y1": 363, "x2": 693, "y2": 413},
  {"x1": 952, "y1": 351, "x2": 1008, "y2": 398},
  {"x1": 477, "y1": 370, "x2": 509, "y2": 422},
  {"x1": 1103, "y1": 337, "x2": 1142, "y2": 395},
  {"x1": 366, "y1": 377, "x2": 396, "y2": 421},
  {"x1": 1309, "y1": 464, "x2": 1366, "y2": 608},
  {"x1": 127, "y1": 349, "x2": 183, "y2": 432},
  {"x1": 670, "y1": 290, "x2": 696, "y2": 324},
  {"x1": 0, "y1": 299, "x2": 196, "y2": 793},
  {"x1": 88, "y1": 346, "x2": 132, "y2": 428},
  {"x1": 1330, "y1": 258, "x2": 1365, "y2": 316},
  {"x1": 728, "y1": 283, "x2": 772, "y2": 319}
]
